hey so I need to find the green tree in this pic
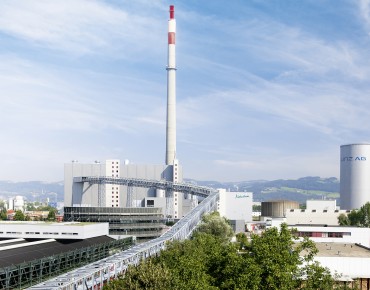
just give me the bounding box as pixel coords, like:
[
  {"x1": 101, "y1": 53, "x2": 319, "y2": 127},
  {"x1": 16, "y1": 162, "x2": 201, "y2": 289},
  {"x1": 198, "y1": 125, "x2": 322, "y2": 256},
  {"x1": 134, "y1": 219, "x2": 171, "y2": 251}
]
[
  {"x1": 235, "y1": 232, "x2": 249, "y2": 250},
  {"x1": 338, "y1": 202, "x2": 370, "y2": 227},
  {"x1": 0, "y1": 209, "x2": 7, "y2": 220},
  {"x1": 104, "y1": 260, "x2": 174, "y2": 290},
  {"x1": 0, "y1": 200, "x2": 6, "y2": 211},
  {"x1": 26, "y1": 203, "x2": 37, "y2": 211},
  {"x1": 196, "y1": 211, "x2": 233, "y2": 243},
  {"x1": 47, "y1": 209, "x2": 56, "y2": 221},
  {"x1": 252, "y1": 204, "x2": 261, "y2": 211},
  {"x1": 104, "y1": 223, "x2": 338, "y2": 290},
  {"x1": 338, "y1": 213, "x2": 350, "y2": 226},
  {"x1": 13, "y1": 210, "x2": 25, "y2": 221}
]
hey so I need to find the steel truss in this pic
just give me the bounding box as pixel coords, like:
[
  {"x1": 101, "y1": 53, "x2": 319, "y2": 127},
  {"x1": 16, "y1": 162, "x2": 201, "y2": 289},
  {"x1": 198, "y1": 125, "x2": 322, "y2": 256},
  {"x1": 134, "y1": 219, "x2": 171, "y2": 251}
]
[
  {"x1": 74, "y1": 176, "x2": 213, "y2": 198},
  {"x1": 1, "y1": 237, "x2": 133, "y2": 290}
]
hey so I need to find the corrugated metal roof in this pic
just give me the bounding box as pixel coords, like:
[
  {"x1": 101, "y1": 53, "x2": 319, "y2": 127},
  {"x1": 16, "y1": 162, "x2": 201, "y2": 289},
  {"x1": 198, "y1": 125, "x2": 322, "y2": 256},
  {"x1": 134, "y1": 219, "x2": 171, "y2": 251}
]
[{"x1": 0, "y1": 236, "x2": 114, "y2": 268}]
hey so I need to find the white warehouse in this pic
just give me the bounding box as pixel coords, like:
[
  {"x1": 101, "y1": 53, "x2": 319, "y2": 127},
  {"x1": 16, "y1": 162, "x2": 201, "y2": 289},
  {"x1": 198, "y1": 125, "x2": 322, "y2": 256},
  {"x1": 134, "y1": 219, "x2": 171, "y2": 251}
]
[{"x1": 217, "y1": 189, "x2": 253, "y2": 222}]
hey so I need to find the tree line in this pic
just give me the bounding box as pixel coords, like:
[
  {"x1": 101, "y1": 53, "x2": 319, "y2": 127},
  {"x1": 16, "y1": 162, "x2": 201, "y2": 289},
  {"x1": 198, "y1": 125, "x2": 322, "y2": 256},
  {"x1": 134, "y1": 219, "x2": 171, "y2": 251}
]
[
  {"x1": 338, "y1": 202, "x2": 370, "y2": 227},
  {"x1": 104, "y1": 212, "x2": 352, "y2": 290}
]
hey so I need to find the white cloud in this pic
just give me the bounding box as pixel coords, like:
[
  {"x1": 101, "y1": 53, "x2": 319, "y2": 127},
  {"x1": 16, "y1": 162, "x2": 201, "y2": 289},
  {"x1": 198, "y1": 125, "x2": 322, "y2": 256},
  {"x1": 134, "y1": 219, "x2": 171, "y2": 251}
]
[
  {"x1": 359, "y1": 0, "x2": 370, "y2": 27},
  {"x1": 0, "y1": 0, "x2": 165, "y2": 56}
]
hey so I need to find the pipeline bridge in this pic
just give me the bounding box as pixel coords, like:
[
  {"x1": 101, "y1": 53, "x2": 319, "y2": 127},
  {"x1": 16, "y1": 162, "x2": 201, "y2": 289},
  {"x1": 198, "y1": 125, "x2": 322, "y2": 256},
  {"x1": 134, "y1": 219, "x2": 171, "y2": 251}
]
[
  {"x1": 74, "y1": 176, "x2": 213, "y2": 215},
  {"x1": 28, "y1": 177, "x2": 219, "y2": 290}
]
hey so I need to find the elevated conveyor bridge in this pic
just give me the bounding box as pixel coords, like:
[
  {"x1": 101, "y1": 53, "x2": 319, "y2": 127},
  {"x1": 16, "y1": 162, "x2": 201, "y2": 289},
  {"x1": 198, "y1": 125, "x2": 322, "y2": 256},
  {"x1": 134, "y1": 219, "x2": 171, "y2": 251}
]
[
  {"x1": 74, "y1": 176, "x2": 213, "y2": 198},
  {"x1": 28, "y1": 179, "x2": 219, "y2": 290}
]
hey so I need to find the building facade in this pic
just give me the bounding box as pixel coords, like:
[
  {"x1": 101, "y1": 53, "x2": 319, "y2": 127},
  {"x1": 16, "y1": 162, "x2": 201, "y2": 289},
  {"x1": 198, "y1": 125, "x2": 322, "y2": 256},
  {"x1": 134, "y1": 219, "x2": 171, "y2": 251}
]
[
  {"x1": 64, "y1": 159, "x2": 189, "y2": 218},
  {"x1": 217, "y1": 189, "x2": 253, "y2": 222}
]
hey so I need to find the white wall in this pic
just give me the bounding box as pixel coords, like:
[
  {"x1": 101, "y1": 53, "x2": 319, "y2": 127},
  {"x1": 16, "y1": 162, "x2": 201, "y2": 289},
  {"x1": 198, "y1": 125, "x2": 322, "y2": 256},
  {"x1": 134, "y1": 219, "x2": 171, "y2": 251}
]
[
  {"x1": 293, "y1": 225, "x2": 370, "y2": 247},
  {"x1": 314, "y1": 256, "x2": 370, "y2": 279},
  {"x1": 306, "y1": 200, "x2": 336, "y2": 211},
  {"x1": 0, "y1": 222, "x2": 109, "y2": 239},
  {"x1": 286, "y1": 209, "x2": 348, "y2": 226},
  {"x1": 218, "y1": 189, "x2": 253, "y2": 222}
]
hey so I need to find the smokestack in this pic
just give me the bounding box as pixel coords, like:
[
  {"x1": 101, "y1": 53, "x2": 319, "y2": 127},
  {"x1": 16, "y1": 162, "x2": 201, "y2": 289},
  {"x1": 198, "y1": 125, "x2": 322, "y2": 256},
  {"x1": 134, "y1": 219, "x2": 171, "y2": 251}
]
[{"x1": 166, "y1": 5, "x2": 176, "y2": 165}]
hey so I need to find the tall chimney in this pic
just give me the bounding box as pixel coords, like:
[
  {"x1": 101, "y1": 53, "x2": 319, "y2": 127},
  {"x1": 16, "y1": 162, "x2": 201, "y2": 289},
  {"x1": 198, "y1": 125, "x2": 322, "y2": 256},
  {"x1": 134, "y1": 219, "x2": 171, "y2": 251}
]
[{"x1": 166, "y1": 5, "x2": 176, "y2": 165}]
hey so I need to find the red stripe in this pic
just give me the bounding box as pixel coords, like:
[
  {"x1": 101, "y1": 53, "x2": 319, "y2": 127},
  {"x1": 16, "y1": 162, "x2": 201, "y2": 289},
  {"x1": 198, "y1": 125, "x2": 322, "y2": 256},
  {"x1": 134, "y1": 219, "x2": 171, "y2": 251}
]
[
  {"x1": 168, "y1": 32, "x2": 175, "y2": 44},
  {"x1": 169, "y1": 5, "x2": 175, "y2": 19}
]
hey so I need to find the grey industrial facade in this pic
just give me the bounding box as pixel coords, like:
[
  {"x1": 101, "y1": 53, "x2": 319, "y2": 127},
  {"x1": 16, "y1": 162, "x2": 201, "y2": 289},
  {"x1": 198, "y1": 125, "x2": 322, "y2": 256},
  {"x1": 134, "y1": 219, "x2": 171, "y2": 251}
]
[
  {"x1": 64, "y1": 206, "x2": 165, "y2": 241},
  {"x1": 64, "y1": 161, "x2": 189, "y2": 218}
]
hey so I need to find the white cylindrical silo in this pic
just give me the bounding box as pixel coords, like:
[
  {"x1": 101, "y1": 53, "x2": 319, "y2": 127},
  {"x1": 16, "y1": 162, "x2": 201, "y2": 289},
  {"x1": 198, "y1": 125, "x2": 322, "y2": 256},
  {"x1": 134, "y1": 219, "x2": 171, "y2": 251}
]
[{"x1": 340, "y1": 144, "x2": 370, "y2": 210}]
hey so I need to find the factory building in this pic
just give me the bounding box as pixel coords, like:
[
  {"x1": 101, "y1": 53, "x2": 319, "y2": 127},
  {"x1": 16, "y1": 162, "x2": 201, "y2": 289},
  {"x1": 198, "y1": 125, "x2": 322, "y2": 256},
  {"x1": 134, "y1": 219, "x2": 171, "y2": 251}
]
[
  {"x1": 217, "y1": 190, "x2": 253, "y2": 222},
  {"x1": 286, "y1": 208, "x2": 350, "y2": 226},
  {"x1": 64, "y1": 160, "x2": 179, "y2": 209},
  {"x1": 0, "y1": 221, "x2": 133, "y2": 289},
  {"x1": 285, "y1": 200, "x2": 346, "y2": 226},
  {"x1": 217, "y1": 189, "x2": 253, "y2": 233},
  {"x1": 64, "y1": 159, "x2": 191, "y2": 240},
  {"x1": 261, "y1": 200, "x2": 300, "y2": 218},
  {"x1": 340, "y1": 143, "x2": 370, "y2": 210},
  {"x1": 63, "y1": 206, "x2": 166, "y2": 241}
]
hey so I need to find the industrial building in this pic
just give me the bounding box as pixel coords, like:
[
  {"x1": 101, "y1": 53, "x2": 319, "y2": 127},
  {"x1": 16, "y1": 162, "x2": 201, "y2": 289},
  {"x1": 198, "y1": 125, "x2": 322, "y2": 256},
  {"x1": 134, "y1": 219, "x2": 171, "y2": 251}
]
[
  {"x1": 294, "y1": 225, "x2": 370, "y2": 287},
  {"x1": 340, "y1": 143, "x2": 370, "y2": 210},
  {"x1": 286, "y1": 208, "x2": 349, "y2": 226},
  {"x1": 261, "y1": 200, "x2": 300, "y2": 218},
  {"x1": 0, "y1": 221, "x2": 133, "y2": 289},
  {"x1": 64, "y1": 160, "x2": 180, "y2": 208},
  {"x1": 285, "y1": 200, "x2": 347, "y2": 226},
  {"x1": 216, "y1": 190, "x2": 253, "y2": 233},
  {"x1": 63, "y1": 206, "x2": 166, "y2": 241},
  {"x1": 218, "y1": 190, "x2": 253, "y2": 220}
]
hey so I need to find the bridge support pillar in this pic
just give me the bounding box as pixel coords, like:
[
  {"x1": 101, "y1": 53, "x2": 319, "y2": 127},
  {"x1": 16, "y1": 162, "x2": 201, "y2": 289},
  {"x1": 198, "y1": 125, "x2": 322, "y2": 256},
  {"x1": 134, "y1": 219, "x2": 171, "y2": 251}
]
[
  {"x1": 126, "y1": 185, "x2": 134, "y2": 208},
  {"x1": 165, "y1": 188, "x2": 174, "y2": 218}
]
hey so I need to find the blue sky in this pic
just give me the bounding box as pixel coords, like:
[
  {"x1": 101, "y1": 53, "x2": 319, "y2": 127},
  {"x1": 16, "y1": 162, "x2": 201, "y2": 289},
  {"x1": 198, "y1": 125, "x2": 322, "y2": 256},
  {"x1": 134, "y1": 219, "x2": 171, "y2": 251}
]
[{"x1": 1, "y1": 0, "x2": 370, "y2": 182}]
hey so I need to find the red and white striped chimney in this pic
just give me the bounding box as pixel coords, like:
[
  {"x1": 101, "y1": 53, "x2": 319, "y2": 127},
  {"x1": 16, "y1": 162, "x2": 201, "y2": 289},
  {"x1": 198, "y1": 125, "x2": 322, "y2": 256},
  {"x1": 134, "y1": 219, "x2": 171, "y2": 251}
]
[{"x1": 166, "y1": 5, "x2": 176, "y2": 165}]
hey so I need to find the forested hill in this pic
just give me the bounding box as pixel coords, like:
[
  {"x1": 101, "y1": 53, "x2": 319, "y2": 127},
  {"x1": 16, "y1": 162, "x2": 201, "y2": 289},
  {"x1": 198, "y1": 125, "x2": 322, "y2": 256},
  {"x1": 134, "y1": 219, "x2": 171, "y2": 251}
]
[
  {"x1": 0, "y1": 176, "x2": 339, "y2": 204},
  {"x1": 0, "y1": 180, "x2": 64, "y2": 202},
  {"x1": 184, "y1": 176, "x2": 340, "y2": 204}
]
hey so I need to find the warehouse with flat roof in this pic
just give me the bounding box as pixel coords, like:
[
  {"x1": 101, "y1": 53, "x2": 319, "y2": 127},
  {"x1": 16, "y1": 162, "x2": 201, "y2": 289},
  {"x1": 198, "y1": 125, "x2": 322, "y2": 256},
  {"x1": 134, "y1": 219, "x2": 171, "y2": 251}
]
[{"x1": 0, "y1": 221, "x2": 134, "y2": 289}]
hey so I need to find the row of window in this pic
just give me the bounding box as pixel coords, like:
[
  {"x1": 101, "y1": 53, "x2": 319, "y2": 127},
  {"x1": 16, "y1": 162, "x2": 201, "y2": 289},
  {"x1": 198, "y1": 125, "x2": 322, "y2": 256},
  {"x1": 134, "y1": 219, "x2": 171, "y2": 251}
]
[
  {"x1": 0, "y1": 231, "x2": 79, "y2": 235},
  {"x1": 297, "y1": 231, "x2": 351, "y2": 238},
  {"x1": 291, "y1": 209, "x2": 350, "y2": 213}
]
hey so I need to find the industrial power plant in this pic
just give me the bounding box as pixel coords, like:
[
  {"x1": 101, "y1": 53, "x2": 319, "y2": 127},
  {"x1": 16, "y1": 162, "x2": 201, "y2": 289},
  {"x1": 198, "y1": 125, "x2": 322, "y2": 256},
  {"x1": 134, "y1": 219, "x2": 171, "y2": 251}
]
[{"x1": 3, "y1": 4, "x2": 370, "y2": 290}]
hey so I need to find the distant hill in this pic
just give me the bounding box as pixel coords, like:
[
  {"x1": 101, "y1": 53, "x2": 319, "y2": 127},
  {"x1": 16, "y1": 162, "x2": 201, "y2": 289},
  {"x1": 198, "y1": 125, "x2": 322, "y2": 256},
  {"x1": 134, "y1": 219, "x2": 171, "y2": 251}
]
[
  {"x1": 0, "y1": 176, "x2": 340, "y2": 205},
  {"x1": 0, "y1": 180, "x2": 64, "y2": 202},
  {"x1": 184, "y1": 176, "x2": 340, "y2": 204}
]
